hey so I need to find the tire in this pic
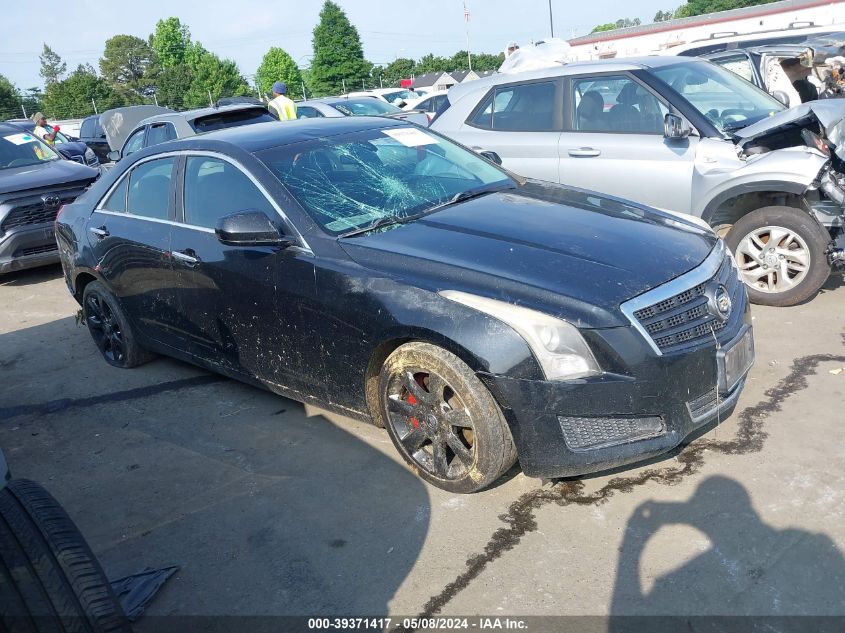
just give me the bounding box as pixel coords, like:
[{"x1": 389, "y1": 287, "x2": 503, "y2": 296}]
[
  {"x1": 725, "y1": 206, "x2": 831, "y2": 307},
  {"x1": 378, "y1": 342, "x2": 517, "y2": 493},
  {"x1": 0, "y1": 479, "x2": 131, "y2": 633},
  {"x1": 82, "y1": 281, "x2": 153, "y2": 368}
]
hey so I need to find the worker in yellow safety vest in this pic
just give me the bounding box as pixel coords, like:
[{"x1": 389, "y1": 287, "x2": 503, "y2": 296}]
[{"x1": 268, "y1": 82, "x2": 297, "y2": 121}]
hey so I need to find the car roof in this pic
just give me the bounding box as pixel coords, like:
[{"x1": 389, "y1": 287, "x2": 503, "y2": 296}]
[
  {"x1": 136, "y1": 103, "x2": 269, "y2": 127},
  {"x1": 165, "y1": 116, "x2": 406, "y2": 153},
  {"x1": 0, "y1": 122, "x2": 31, "y2": 135},
  {"x1": 446, "y1": 55, "x2": 704, "y2": 101}
]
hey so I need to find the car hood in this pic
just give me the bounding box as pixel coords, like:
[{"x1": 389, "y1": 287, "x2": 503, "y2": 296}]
[
  {"x1": 339, "y1": 181, "x2": 717, "y2": 327},
  {"x1": 0, "y1": 159, "x2": 98, "y2": 196},
  {"x1": 100, "y1": 105, "x2": 174, "y2": 151},
  {"x1": 736, "y1": 100, "x2": 845, "y2": 155}
]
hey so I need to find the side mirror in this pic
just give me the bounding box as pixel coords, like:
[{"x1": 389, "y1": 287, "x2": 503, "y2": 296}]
[
  {"x1": 771, "y1": 90, "x2": 791, "y2": 107},
  {"x1": 478, "y1": 150, "x2": 503, "y2": 165},
  {"x1": 664, "y1": 113, "x2": 692, "y2": 139},
  {"x1": 215, "y1": 210, "x2": 293, "y2": 247},
  {"x1": 106, "y1": 150, "x2": 121, "y2": 162}
]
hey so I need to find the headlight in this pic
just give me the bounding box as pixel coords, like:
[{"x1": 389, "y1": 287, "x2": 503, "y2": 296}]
[
  {"x1": 439, "y1": 290, "x2": 601, "y2": 381},
  {"x1": 84, "y1": 147, "x2": 97, "y2": 164}
]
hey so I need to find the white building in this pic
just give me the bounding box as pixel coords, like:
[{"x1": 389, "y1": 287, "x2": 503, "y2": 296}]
[{"x1": 566, "y1": 0, "x2": 845, "y2": 61}]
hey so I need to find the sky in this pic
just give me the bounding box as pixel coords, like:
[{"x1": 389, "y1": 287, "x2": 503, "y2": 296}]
[{"x1": 2, "y1": 0, "x2": 673, "y2": 90}]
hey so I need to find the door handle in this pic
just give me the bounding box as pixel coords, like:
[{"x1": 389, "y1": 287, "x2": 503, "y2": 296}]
[
  {"x1": 171, "y1": 249, "x2": 199, "y2": 266},
  {"x1": 568, "y1": 147, "x2": 601, "y2": 157},
  {"x1": 89, "y1": 226, "x2": 109, "y2": 239}
]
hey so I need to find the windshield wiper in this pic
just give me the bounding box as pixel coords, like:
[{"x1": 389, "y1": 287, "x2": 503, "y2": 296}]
[
  {"x1": 423, "y1": 183, "x2": 516, "y2": 215},
  {"x1": 339, "y1": 211, "x2": 429, "y2": 238}
]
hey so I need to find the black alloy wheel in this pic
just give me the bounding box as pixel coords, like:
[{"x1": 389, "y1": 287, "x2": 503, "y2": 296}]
[
  {"x1": 379, "y1": 342, "x2": 516, "y2": 493},
  {"x1": 82, "y1": 281, "x2": 154, "y2": 368}
]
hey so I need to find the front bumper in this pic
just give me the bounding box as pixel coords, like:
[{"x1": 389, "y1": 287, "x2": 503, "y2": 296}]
[
  {"x1": 481, "y1": 323, "x2": 752, "y2": 479},
  {"x1": 0, "y1": 223, "x2": 60, "y2": 274}
]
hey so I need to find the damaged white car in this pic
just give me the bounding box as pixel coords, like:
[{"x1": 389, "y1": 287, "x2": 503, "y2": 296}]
[{"x1": 432, "y1": 56, "x2": 845, "y2": 306}]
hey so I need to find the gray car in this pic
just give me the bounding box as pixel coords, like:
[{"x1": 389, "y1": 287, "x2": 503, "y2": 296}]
[
  {"x1": 432, "y1": 56, "x2": 845, "y2": 306},
  {"x1": 106, "y1": 104, "x2": 277, "y2": 162},
  {"x1": 295, "y1": 96, "x2": 430, "y2": 127}
]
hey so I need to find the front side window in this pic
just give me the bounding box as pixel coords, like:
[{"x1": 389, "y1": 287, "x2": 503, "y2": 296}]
[
  {"x1": 123, "y1": 128, "x2": 146, "y2": 156},
  {"x1": 126, "y1": 157, "x2": 175, "y2": 220},
  {"x1": 146, "y1": 123, "x2": 176, "y2": 147},
  {"x1": 650, "y1": 60, "x2": 784, "y2": 132},
  {"x1": 183, "y1": 156, "x2": 275, "y2": 230},
  {"x1": 571, "y1": 75, "x2": 668, "y2": 134},
  {"x1": 297, "y1": 106, "x2": 323, "y2": 119},
  {"x1": 257, "y1": 126, "x2": 514, "y2": 236},
  {"x1": 469, "y1": 81, "x2": 557, "y2": 131},
  {"x1": 102, "y1": 176, "x2": 129, "y2": 212}
]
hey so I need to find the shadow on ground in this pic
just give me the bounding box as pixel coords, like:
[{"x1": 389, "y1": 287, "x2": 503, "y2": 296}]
[
  {"x1": 610, "y1": 475, "x2": 845, "y2": 620},
  {"x1": 0, "y1": 316, "x2": 431, "y2": 627}
]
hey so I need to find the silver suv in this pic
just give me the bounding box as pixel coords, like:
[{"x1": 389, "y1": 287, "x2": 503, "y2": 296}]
[{"x1": 432, "y1": 56, "x2": 845, "y2": 306}]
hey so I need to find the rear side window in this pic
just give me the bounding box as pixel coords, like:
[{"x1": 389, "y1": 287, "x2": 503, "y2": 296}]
[
  {"x1": 183, "y1": 157, "x2": 275, "y2": 229},
  {"x1": 468, "y1": 81, "x2": 557, "y2": 131},
  {"x1": 127, "y1": 158, "x2": 175, "y2": 220},
  {"x1": 92, "y1": 119, "x2": 105, "y2": 139},
  {"x1": 80, "y1": 118, "x2": 94, "y2": 138},
  {"x1": 102, "y1": 176, "x2": 129, "y2": 212},
  {"x1": 191, "y1": 108, "x2": 275, "y2": 133},
  {"x1": 146, "y1": 123, "x2": 176, "y2": 147}
]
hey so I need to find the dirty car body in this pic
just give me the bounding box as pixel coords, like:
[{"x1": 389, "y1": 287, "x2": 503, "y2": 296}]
[
  {"x1": 432, "y1": 56, "x2": 845, "y2": 306},
  {"x1": 56, "y1": 118, "x2": 752, "y2": 490}
]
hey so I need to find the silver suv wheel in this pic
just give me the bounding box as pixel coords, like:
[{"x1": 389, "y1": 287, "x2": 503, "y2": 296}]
[{"x1": 734, "y1": 225, "x2": 810, "y2": 293}]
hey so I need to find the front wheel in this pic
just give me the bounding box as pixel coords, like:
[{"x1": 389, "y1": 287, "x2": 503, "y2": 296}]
[
  {"x1": 725, "y1": 206, "x2": 831, "y2": 307},
  {"x1": 378, "y1": 342, "x2": 517, "y2": 493}
]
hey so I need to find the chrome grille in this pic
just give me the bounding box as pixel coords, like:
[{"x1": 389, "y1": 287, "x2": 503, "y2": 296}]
[{"x1": 621, "y1": 243, "x2": 745, "y2": 355}]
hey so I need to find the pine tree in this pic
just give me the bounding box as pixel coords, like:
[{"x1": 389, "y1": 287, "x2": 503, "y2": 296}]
[
  {"x1": 308, "y1": 1, "x2": 372, "y2": 96},
  {"x1": 39, "y1": 44, "x2": 66, "y2": 86}
]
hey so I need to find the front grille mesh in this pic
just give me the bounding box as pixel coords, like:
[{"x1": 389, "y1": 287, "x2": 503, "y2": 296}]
[
  {"x1": 559, "y1": 415, "x2": 664, "y2": 451},
  {"x1": 631, "y1": 255, "x2": 741, "y2": 354},
  {"x1": 14, "y1": 243, "x2": 58, "y2": 257},
  {"x1": 1, "y1": 194, "x2": 78, "y2": 232},
  {"x1": 687, "y1": 387, "x2": 719, "y2": 420}
]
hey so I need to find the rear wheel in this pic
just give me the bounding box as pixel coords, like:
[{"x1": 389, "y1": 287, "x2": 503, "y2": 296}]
[
  {"x1": 82, "y1": 281, "x2": 153, "y2": 368},
  {"x1": 725, "y1": 206, "x2": 831, "y2": 307},
  {"x1": 378, "y1": 342, "x2": 517, "y2": 493},
  {"x1": 0, "y1": 479, "x2": 131, "y2": 633}
]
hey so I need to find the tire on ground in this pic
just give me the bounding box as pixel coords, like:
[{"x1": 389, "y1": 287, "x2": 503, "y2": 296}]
[
  {"x1": 378, "y1": 341, "x2": 517, "y2": 493},
  {"x1": 82, "y1": 280, "x2": 154, "y2": 368},
  {"x1": 725, "y1": 206, "x2": 831, "y2": 307},
  {"x1": 0, "y1": 479, "x2": 131, "y2": 633}
]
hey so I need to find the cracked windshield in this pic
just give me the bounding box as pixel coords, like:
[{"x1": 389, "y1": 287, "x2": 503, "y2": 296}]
[{"x1": 258, "y1": 126, "x2": 514, "y2": 235}]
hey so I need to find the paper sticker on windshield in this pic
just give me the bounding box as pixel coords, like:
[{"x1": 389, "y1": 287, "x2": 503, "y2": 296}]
[
  {"x1": 3, "y1": 133, "x2": 36, "y2": 145},
  {"x1": 383, "y1": 128, "x2": 438, "y2": 147}
]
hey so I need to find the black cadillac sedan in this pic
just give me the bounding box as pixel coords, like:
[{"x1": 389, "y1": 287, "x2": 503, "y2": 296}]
[{"x1": 56, "y1": 117, "x2": 753, "y2": 493}]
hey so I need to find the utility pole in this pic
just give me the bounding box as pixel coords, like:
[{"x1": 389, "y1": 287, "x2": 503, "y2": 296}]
[
  {"x1": 464, "y1": 1, "x2": 472, "y2": 71},
  {"x1": 21, "y1": 102, "x2": 27, "y2": 118},
  {"x1": 342, "y1": 78, "x2": 347, "y2": 93},
  {"x1": 301, "y1": 81, "x2": 307, "y2": 101},
  {"x1": 208, "y1": 90, "x2": 214, "y2": 107},
  {"x1": 91, "y1": 98, "x2": 98, "y2": 115},
  {"x1": 548, "y1": 0, "x2": 554, "y2": 38},
  {"x1": 153, "y1": 93, "x2": 159, "y2": 106}
]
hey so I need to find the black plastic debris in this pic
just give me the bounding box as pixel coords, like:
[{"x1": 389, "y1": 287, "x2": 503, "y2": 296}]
[{"x1": 110, "y1": 565, "x2": 179, "y2": 621}]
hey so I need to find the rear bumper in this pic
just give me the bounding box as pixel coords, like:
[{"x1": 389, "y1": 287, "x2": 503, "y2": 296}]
[
  {"x1": 0, "y1": 223, "x2": 60, "y2": 274},
  {"x1": 482, "y1": 324, "x2": 751, "y2": 479}
]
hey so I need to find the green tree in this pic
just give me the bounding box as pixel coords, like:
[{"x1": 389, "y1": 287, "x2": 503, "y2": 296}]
[
  {"x1": 654, "y1": 9, "x2": 675, "y2": 21},
  {"x1": 155, "y1": 64, "x2": 193, "y2": 109},
  {"x1": 380, "y1": 58, "x2": 416, "y2": 87},
  {"x1": 0, "y1": 74, "x2": 20, "y2": 119},
  {"x1": 42, "y1": 64, "x2": 127, "y2": 119},
  {"x1": 674, "y1": 0, "x2": 775, "y2": 18},
  {"x1": 151, "y1": 17, "x2": 191, "y2": 69},
  {"x1": 415, "y1": 53, "x2": 451, "y2": 74},
  {"x1": 21, "y1": 87, "x2": 44, "y2": 118},
  {"x1": 591, "y1": 17, "x2": 641, "y2": 33},
  {"x1": 183, "y1": 49, "x2": 250, "y2": 108},
  {"x1": 100, "y1": 35, "x2": 160, "y2": 96},
  {"x1": 467, "y1": 52, "x2": 504, "y2": 72},
  {"x1": 39, "y1": 44, "x2": 66, "y2": 86},
  {"x1": 256, "y1": 47, "x2": 303, "y2": 99},
  {"x1": 309, "y1": 0, "x2": 372, "y2": 95}
]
